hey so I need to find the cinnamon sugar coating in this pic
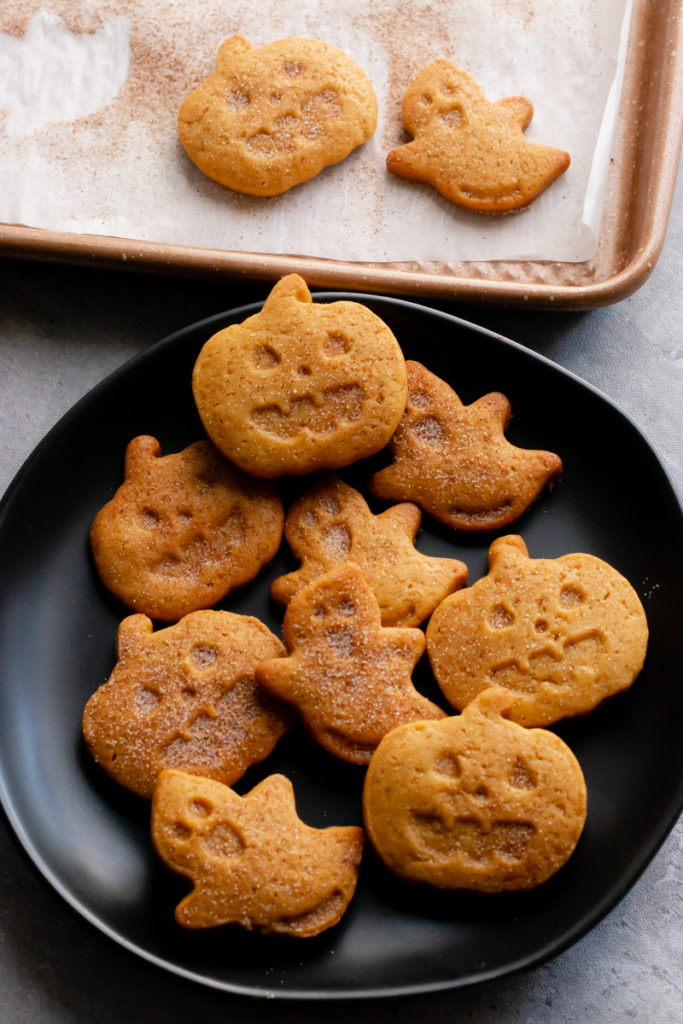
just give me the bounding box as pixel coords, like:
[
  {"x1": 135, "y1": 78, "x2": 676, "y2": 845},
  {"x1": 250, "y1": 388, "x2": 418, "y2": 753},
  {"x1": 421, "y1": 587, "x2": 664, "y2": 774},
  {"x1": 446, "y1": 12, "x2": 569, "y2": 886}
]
[
  {"x1": 90, "y1": 436, "x2": 284, "y2": 620},
  {"x1": 387, "y1": 61, "x2": 570, "y2": 212},
  {"x1": 152, "y1": 770, "x2": 364, "y2": 936},
  {"x1": 426, "y1": 535, "x2": 649, "y2": 726},
  {"x1": 271, "y1": 473, "x2": 467, "y2": 626},
  {"x1": 258, "y1": 562, "x2": 445, "y2": 764},
  {"x1": 82, "y1": 610, "x2": 292, "y2": 798},
  {"x1": 370, "y1": 361, "x2": 562, "y2": 531}
]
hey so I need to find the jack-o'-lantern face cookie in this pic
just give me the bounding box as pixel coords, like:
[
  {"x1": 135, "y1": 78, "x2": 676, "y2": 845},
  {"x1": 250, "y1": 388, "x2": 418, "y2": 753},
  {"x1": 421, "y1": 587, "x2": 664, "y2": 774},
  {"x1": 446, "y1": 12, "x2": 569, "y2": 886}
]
[
  {"x1": 271, "y1": 473, "x2": 468, "y2": 626},
  {"x1": 369, "y1": 361, "x2": 562, "y2": 531},
  {"x1": 426, "y1": 535, "x2": 649, "y2": 727},
  {"x1": 387, "y1": 61, "x2": 570, "y2": 212},
  {"x1": 192, "y1": 275, "x2": 408, "y2": 478},
  {"x1": 178, "y1": 35, "x2": 377, "y2": 196},
  {"x1": 257, "y1": 562, "x2": 445, "y2": 764},
  {"x1": 90, "y1": 436, "x2": 284, "y2": 620},
  {"x1": 82, "y1": 610, "x2": 292, "y2": 798},
  {"x1": 152, "y1": 770, "x2": 365, "y2": 937},
  {"x1": 363, "y1": 688, "x2": 587, "y2": 892}
]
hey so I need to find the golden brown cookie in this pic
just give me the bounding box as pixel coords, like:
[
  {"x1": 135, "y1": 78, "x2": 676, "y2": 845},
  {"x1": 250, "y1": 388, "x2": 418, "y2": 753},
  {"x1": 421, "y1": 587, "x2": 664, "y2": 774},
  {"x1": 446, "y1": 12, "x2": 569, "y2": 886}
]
[
  {"x1": 192, "y1": 275, "x2": 408, "y2": 478},
  {"x1": 178, "y1": 35, "x2": 377, "y2": 196},
  {"x1": 426, "y1": 535, "x2": 649, "y2": 727},
  {"x1": 82, "y1": 610, "x2": 292, "y2": 798},
  {"x1": 90, "y1": 436, "x2": 284, "y2": 620},
  {"x1": 257, "y1": 562, "x2": 445, "y2": 764},
  {"x1": 152, "y1": 770, "x2": 364, "y2": 936},
  {"x1": 369, "y1": 361, "x2": 562, "y2": 531},
  {"x1": 271, "y1": 473, "x2": 468, "y2": 626},
  {"x1": 363, "y1": 687, "x2": 587, "y2": 891},
  {"x1": 387, "y1": 61, "x2": 570, "y2": 212}
]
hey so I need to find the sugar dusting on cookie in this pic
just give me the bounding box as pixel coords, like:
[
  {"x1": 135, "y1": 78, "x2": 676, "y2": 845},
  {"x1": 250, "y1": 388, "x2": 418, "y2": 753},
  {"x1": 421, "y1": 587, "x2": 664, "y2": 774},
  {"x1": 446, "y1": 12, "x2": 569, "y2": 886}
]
[
  {"x1": 152, "y1": 770, "x2": 365, "y2": 936},
  {"x1": 257, "y1": 562, "x2": 444, "y2": 764},
  {"x1": 82, "y1": 610, "x2": 292, "y2": 798}
]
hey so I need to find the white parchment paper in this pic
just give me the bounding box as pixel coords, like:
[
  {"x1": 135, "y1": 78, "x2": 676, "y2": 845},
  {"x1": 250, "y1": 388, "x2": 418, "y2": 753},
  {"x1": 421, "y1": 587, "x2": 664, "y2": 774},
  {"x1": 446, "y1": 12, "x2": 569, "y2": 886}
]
[{"x1": 0, "y1": 0, "x2": 633, "y2": 263}]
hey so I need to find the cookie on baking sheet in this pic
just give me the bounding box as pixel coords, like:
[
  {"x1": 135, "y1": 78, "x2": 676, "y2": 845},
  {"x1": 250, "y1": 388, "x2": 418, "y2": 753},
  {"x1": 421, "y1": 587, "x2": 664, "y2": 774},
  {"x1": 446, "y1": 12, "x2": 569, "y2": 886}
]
[
  {"x1": 271, "y1": 473, "x2": 468, "y2": 626},
  {"x1": 369, "y1": 361, "x2": 562, "y2": 531},
  {"x1": 82, "y1": 610, "x2": 292, "y2": 798},
  {"x1": 178, "y1": 35, "x2": 377, "y2": 196},
  {"x1": 152, "y1": 770, "x2": 365, "y2": 936},
  {"x1": 363, "y1": 687, "x2": 587, "y2": 892},
  {"x1": 90, "y1": 436, "x2": 283, "y2": 621},
  {"x1": 257, "y1": 562, "x2": 445, "y2": 764},
  {"x1": 386, "y1": 61, "x2": 570, "y2": 212},
  {"x1": 426, "y1": 535, "x2": 649, "y2": 727},
  {"x1": 192, "y1": 275, "x2": 407, "y2": 478}
]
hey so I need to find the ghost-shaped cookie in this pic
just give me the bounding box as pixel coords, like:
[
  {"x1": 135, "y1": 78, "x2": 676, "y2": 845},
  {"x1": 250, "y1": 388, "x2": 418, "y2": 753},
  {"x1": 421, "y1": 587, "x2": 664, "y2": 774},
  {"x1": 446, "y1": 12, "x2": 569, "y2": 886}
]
[
  {"x1": 178, "y1": 35, "x2": 377, "y2": 196},
  {"x1": 82, "y1": 610, "x2": 292, "y2": 798},
  {"x1": 192, "y1": 275, "x2": 408, "y2": 478},
  {"x1": 257, "y1": 562, "x2": 445, "y2": 764},
  {"x1": 369, "y1": 361, "x2": 562, "y2": 531},
  {"x1": 426, "y1": 535, "x2": 649, "y2": 727},
  {"x1": 386, "y1": 61, "x2": 570, "y2": 212},
  {"x1": 152, "y1": 770, "x2": 365, "y2": 936},
  {"x1": 363, "y1": 687, "x2": 587, "y2": 891},
  {"x1": 90, "y1": 436, "x2": 284, "y2": 620},
  {"x1": 271, "y1": 473, "x2": 467, "y2": 626}
]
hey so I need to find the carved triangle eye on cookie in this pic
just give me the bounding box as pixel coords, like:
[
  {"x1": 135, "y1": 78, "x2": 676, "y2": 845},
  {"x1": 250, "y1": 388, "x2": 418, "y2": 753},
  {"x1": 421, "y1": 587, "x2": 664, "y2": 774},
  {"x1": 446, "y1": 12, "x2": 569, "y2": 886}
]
[
  {"x1": 386, "y1": 61, "x2": 570, "y2": 212},
  {"x1": 369, "y1": 361, "x2": 562, "y2": 531}
]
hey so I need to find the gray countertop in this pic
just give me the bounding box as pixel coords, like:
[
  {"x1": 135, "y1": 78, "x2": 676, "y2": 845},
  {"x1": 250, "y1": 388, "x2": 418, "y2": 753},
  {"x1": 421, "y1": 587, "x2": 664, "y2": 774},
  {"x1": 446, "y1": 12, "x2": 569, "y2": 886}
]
[{"x1": 1, "y1": 171, "x2": 681, "y2": 1022}]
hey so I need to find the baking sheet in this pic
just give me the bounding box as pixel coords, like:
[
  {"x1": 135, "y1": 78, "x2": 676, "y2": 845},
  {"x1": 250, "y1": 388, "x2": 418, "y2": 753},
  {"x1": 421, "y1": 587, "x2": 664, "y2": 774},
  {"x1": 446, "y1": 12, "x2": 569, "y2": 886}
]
[
  {"x1": 0, "y1": 0, "x2": 681, "y2": 306},
  {"x1": 0, "y1": 0, "x2": 631, "y2": 263}
]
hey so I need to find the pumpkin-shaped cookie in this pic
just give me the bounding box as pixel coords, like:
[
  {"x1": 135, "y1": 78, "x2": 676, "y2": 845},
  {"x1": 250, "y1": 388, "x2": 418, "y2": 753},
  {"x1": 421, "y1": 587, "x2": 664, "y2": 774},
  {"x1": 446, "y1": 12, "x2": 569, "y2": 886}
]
[
  {"x1": 363, "y1": 688, "x2": 587, "y2": 891},
  {"x1": 426, "y1": 535, "x2": 648, "y2": 726},
  {"x1": 192, "y1": 275, "x2": 407, "y2": 478},
  {"x1": 90, "y1": 436, "x2": 284, "y2": 620},
  {"x1": 152, "y1": 770, "x2": 365, "y2": 937},
  {"x1": 82, "y1": 610, "x2": 292, "y2": 798},
  {"x1": 178, "y1": 35, "x2": 377, "y2": 196}
]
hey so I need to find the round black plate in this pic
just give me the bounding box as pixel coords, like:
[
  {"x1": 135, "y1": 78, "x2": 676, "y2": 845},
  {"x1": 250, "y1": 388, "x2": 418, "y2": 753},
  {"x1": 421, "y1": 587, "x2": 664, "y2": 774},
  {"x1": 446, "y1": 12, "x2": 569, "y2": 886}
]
[{"x1": 0, "y1": 295, "x2": 681, "y2": 1000}]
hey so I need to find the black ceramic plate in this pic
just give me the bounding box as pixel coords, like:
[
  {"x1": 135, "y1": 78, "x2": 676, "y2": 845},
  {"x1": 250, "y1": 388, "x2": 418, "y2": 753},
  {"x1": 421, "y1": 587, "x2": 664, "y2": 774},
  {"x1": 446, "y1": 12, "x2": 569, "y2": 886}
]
[{"x1": 0, "y1": 295, "x2": 681, "y2": 1000}]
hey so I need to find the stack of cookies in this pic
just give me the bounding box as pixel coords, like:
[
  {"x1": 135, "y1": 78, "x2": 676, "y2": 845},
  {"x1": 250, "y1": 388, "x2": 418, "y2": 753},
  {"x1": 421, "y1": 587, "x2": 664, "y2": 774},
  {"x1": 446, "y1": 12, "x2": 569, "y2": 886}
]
[{"x1": 82, "y1": 274, "x2": 648, "y2": 938}]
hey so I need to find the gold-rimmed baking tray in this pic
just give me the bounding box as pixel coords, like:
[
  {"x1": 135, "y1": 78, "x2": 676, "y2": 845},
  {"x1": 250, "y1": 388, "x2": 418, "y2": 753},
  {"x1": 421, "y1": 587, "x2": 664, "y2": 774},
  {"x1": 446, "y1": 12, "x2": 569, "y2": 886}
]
[{"x1": 1, "y1": 0, "x2": 681, "y2": 309}]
